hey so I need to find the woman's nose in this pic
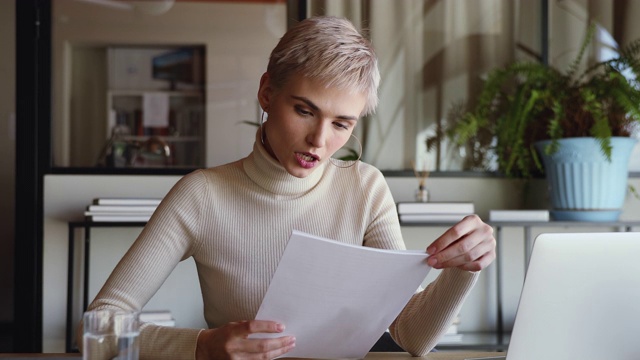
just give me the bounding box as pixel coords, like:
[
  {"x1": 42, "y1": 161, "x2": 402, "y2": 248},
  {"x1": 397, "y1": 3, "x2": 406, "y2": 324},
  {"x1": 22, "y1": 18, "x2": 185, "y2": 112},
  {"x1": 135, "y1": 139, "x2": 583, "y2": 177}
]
[{"x1": 306, "y1": 122, "x2": 328, "y2": 148}]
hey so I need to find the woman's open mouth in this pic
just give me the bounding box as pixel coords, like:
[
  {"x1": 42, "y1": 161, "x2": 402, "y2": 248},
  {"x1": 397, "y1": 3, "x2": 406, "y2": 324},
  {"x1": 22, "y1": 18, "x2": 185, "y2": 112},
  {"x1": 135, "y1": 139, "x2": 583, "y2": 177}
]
[{"x1": 296, "y1": 152, "x2": 319, "y2": 169}]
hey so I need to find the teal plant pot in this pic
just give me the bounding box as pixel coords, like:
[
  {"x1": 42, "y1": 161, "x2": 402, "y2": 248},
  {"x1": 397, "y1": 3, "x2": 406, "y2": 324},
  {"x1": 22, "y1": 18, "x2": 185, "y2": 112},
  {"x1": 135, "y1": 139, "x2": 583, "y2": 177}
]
[{"x1": 534, "y1": 137, "x2": 637, "y2": 221}]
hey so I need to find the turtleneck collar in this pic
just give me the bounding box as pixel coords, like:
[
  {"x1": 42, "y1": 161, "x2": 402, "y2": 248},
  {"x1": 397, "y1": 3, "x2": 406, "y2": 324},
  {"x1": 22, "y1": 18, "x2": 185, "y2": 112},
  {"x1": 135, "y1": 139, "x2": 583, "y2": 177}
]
[{"x1": 242, "y1": 129, "x2": 326, "y2": 196}]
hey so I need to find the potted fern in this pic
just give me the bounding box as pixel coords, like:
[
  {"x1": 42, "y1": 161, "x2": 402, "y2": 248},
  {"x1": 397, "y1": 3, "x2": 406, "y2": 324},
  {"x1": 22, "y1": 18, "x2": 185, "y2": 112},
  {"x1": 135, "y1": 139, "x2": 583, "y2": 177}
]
[{"x1": 438, "y1": 24, "x2": 640, "y2": 221}]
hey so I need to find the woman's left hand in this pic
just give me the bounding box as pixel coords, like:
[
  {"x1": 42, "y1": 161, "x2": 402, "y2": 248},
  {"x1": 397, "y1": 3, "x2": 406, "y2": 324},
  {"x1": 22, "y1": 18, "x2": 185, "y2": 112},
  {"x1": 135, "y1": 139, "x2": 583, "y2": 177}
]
[{"x1": 426, "y1": 214, "x2": 496, "y2": 272}]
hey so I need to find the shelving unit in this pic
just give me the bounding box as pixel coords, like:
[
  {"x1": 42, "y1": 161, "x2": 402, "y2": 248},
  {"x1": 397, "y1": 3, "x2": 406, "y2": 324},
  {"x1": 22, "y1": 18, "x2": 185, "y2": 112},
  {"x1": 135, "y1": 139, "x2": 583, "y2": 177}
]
[
  {"x1": 101, "y1": 46, "x2": 206, "y2": 169},
  {"x1": 105, "y1": 90, "x2": 205, "y2": 168},
  {"x1": 66, "y1": 221, "x2": 146, "y2": 352},
  {"x1": 436, "y1": 332, "x2": 511, "y2": 351},
  {"x1": 402, "y1": 219, "x2": 640, "y2": 351}
]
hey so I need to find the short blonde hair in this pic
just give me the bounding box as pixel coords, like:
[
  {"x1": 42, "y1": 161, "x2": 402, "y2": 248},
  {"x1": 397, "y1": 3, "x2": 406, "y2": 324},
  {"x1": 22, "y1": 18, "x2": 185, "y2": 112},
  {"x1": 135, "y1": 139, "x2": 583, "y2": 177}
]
[{"x1": 267, "y1": 16, "x2": 380, "y2": 116}]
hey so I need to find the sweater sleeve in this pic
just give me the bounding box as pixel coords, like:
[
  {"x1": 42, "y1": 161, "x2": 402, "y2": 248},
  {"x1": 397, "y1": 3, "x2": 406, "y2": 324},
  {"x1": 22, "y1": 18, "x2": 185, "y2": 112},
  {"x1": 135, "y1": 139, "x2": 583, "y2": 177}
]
[
  {"x1": 389, "y1": 268, "x2": 479, "y2": 355},
  {"x1": 357, "y1": 164, "x2": 405, "y2": 250},
  {"x1": 77, "y1": 170, "x2": 208, "y2": 360},
  {"x1": 356, "y1": 164, "x2": 480, "y2": 355}
]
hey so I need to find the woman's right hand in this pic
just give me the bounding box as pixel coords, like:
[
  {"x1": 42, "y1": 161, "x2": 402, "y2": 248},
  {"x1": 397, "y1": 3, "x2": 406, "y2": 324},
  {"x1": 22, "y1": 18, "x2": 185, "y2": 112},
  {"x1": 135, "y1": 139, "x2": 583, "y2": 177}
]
[{"x1": 196, "y1": 320, "x2": 296, "y2": 360}]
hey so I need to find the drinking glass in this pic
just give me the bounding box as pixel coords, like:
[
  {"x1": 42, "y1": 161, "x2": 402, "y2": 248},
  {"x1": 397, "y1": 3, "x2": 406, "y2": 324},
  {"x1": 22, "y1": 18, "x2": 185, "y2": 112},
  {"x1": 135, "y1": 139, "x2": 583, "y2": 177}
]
[{"x1": 83, "y1": 309, "x2": 140, "y2": 360}]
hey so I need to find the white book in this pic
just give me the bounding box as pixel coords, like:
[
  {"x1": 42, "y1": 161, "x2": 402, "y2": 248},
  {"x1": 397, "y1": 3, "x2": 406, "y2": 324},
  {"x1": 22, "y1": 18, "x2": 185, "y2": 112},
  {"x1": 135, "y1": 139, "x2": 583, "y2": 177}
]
[
  {"x1": 145, "y1": 319, "x2": 176, "y2": 327},
  {"x1": 86, "y1": 205, "x2": 157, "y2": 213},
  {"x1": 397, "y1": 202, "x2": 474, "y2": 215},
  {"x1": 445, "y1": 323, "x2": 459, "y2": 335},
  {"x1": 489, "y1": 210, "x2": 550, "y2": 222},
  {"x1": 399, "y1": 213, "x2": 470, "y2": 223},
  {"x1": 437, "y1": 333, "x2": 464, "y2": 344},
  {"x1": 93, "y1": 198, "x2": 162, "y2": 206},
  {"x1": 89, "y1": 215, "x2": 151, "y2": 222},
  {"x1": 84, "y1": 211, "x2": 154, "y2": 217},
  {"x1": 139, "y1": 310, "x2": 174, "y2": 322}
]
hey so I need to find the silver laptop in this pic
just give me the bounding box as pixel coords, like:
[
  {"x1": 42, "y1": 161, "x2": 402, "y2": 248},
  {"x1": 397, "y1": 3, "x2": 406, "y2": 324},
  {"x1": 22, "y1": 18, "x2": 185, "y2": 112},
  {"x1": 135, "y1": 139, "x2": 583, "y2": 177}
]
[{"x1": 469, "y1": 231, "x2": 640, "y2": 360}]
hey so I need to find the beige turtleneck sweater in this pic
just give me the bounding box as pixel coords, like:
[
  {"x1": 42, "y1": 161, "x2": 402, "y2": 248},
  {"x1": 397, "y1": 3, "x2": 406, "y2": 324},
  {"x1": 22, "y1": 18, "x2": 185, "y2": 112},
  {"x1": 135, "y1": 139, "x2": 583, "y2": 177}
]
[{"x1": 82, "y1": 136, "x2": 479, "y2": 359}]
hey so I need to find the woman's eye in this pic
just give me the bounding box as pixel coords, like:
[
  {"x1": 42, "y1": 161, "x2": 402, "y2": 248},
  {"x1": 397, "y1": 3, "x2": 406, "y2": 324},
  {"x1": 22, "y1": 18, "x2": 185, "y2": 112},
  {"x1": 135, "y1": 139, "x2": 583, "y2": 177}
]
[
  {"x1": 334, "y1": 122, "x2": 349, "y2": 130},
  {"x1": 295, "y1": 106, "x2": 312, "y2": 116}
]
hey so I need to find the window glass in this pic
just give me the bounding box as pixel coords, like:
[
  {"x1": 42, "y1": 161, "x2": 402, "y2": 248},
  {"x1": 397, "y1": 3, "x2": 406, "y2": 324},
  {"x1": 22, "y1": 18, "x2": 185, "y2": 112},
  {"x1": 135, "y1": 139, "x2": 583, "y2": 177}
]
[
  {"x1": 311, "y1": 0, "x2": 542, "y2": 172},
  {"x1": 52, "y1": 0, "x2": 639, "y2": 173},
  {"x1": 52, "y1": 0, "x2": 286, "y2": 169}
]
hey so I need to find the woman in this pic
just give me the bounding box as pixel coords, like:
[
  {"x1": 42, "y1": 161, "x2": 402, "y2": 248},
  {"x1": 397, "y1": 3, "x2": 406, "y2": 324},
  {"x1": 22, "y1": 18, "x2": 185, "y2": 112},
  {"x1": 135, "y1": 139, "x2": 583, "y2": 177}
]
[{"x1": 80, "y1": 16, "x2": 496, "y2": 360}]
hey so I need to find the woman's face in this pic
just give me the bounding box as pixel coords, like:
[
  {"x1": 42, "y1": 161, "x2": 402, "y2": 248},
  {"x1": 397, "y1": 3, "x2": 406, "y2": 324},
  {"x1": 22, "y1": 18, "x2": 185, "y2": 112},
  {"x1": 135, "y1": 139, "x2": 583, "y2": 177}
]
[{"x1": 257, "y1": 72, "x2": 366, "y2": 178}]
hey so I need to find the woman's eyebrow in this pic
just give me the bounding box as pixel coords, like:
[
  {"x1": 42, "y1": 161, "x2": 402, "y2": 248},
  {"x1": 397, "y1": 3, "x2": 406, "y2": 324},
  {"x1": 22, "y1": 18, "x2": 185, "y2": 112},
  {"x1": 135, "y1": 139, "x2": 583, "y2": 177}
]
[
  {"x1": 291, "y1": 95, "x2": 359, "y2": 121},
  {"x1": 291, "y1": 95, "x2": 319, "y2": 111}
]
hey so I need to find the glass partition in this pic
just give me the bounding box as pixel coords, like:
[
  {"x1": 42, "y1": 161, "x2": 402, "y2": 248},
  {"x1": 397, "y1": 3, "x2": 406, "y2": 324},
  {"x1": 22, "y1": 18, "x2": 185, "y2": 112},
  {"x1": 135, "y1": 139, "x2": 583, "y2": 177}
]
[
  {"x1": 51, "y1": 0, "x2": 287, "y2": 170},
  {"x1": 308, "y1": 0, "x2": 640, "y2": 174},
  {"x1": 310, "y1": 0, "x2": 543, "y2": 173},
  {"x1": 50, "y1": 0, "x2": 640, "y2": 173}
]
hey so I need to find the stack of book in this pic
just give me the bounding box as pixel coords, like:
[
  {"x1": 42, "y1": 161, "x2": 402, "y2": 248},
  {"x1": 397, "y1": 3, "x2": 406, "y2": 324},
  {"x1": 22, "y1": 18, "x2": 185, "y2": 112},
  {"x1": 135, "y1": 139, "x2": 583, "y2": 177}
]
[
  {"x1": 139, "y1": 310, "x2": 176, "y2": 327},
  {"x1": 489, "y1": 209, "x2": 550, "y2": 222},
  {"x1": 84, "y1": 197, "x2": 162, "y2": 222},
  {"x1": 438, "y1": 315, "x2": 463, "y2": 344},
  {"x1": 397, "y1": 202, "x2": 475, "y2": 223}
]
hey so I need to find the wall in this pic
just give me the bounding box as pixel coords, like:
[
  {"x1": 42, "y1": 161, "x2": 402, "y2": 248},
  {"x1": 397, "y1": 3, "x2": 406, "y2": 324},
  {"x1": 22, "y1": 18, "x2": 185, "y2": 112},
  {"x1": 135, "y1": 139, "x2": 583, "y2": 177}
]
[
  {"x1": 0, "y1": 0, "x2": 16, "y2": 324},
  {"x1": 42, "y1": 174, "x2": 640, "y2": 351}
]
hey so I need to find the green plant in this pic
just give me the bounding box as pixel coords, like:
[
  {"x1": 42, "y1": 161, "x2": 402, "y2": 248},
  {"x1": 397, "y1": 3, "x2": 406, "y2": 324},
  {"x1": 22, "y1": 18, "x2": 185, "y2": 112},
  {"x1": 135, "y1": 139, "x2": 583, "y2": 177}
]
[
  {"x1": 433, "y1": 24, "x2": 640, "y2": 178},
  {"x1": 426, "y1": 100, "x2": 495, "y2": 171}
]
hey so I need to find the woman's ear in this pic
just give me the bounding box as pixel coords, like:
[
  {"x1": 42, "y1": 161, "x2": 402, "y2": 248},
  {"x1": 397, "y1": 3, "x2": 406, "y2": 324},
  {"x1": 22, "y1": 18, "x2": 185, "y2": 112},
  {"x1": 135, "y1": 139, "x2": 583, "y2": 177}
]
[{"x1": 257, "y1": 72, "x2": 272, "y2": 112}]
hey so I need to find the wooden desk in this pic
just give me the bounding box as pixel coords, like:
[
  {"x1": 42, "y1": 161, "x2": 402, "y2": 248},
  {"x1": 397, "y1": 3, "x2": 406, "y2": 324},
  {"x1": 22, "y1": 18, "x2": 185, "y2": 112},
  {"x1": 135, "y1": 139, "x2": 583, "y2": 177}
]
[
  {"x1": 0, "y1": 352, "x2": 506, "y2": 359},
  {"x1": 367, "y1": 353, "x2": 505, "y2": 359}
]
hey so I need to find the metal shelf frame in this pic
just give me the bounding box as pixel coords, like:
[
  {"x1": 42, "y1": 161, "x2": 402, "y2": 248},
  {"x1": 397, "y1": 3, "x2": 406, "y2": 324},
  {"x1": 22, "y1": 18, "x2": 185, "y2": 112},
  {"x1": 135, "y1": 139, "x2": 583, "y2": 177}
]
[{"x1": 402, "y1": 219, "x2": 640, "y2": 350}]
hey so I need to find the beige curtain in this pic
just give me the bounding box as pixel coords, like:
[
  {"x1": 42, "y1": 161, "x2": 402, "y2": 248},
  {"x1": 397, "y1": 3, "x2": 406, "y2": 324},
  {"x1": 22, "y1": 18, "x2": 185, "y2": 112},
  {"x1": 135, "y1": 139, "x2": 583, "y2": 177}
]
[
  {"x1": 311, "y1": 0, "x2": 518, "y2": 171},
  {"x1": 550, "y1": 0, "x2": 640, "y2": 70}
]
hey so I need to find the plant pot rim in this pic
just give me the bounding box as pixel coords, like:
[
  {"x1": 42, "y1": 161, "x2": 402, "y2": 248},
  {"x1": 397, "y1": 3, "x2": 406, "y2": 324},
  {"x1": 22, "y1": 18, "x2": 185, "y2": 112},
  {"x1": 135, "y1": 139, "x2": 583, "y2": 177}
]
[{"x1": 535, "y1": 136, "x2": 638, "y2": 144}]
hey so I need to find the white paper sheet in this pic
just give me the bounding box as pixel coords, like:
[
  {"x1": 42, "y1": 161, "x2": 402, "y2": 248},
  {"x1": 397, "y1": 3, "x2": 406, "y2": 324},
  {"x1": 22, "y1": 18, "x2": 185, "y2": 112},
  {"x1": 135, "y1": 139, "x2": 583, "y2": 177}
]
[
  {"x1": 142, "y1": 92, "x2": 170, "y2": 128},
  {"x1": 252, "y1": 230, "x2": 431, "y2": 359}
]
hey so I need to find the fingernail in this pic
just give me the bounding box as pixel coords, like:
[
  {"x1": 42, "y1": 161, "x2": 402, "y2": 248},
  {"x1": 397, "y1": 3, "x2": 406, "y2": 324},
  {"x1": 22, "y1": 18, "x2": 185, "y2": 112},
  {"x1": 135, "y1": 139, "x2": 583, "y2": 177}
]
[
  {"x1": 427, "y1": 257, "x2": 438, "y2": 266},
  {"x1": 277, "y1": 323, "x2": 285, "y2": 332}
]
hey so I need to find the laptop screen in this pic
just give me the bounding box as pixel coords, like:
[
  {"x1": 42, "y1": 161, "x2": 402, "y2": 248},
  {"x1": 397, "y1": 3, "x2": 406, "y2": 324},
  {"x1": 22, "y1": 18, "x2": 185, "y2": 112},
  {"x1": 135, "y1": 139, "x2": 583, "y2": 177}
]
[{"x1": 506, "y1": 232, "x2": 640, "y2": 360}]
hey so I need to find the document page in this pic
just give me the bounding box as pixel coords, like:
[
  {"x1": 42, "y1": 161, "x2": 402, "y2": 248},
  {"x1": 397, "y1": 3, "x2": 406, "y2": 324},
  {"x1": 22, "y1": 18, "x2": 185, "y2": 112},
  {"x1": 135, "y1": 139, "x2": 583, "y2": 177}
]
[{"x1": 252, "y1": 230, "x2": 432, "y2": 359}]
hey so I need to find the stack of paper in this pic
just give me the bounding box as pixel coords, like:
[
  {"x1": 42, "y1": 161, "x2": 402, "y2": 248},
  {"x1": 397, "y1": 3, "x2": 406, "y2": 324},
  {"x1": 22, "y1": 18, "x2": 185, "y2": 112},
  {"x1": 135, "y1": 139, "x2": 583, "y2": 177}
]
[
  {"x1": 397, "y1": 202, "x2": 475, "y2": 223},
  {"x1": 84, "y1": 198, "x2": 162, "y2": 222},
  {"x1": 251, "y1": 230, "x2": 432, "y2": 359}
]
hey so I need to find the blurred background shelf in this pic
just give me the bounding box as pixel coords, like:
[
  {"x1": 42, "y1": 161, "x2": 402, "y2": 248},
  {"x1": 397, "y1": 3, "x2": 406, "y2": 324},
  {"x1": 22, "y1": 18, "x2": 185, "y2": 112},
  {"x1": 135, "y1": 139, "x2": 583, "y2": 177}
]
[{"x1": 436, "y1": 332, "x2": 510, "y2": 352}]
